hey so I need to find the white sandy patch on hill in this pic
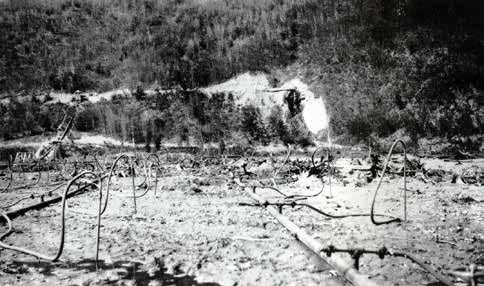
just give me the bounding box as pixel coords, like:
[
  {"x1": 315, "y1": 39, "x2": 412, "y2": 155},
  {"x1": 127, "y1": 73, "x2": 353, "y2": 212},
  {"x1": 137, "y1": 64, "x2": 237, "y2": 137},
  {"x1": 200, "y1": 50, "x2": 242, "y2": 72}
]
[
  {"x1": 74, "y1": 134, "x2": 123, "y2": 146},
  {"x1": 203, "y1": 73, "x2": 331, "y2": 137},
  {"x1": 48, "y1": 88, "x2": 131, "y2": 105},
  {"x1": 202, "y1": 73, "x2": 285, "y2": 118}
]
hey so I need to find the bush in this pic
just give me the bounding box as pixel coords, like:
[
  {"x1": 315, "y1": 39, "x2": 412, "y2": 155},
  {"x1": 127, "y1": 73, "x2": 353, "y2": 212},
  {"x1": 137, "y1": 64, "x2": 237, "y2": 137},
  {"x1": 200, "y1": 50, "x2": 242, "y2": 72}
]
[
  {"x1": 241, "y1": 104, "x2": 269, "y2": 144},
  {"x1": 286, "y1": 113, "x2": 313, "y2": 147},
  {"x1": 267, "y1": 105, "x2": 289, "y2": 143}
]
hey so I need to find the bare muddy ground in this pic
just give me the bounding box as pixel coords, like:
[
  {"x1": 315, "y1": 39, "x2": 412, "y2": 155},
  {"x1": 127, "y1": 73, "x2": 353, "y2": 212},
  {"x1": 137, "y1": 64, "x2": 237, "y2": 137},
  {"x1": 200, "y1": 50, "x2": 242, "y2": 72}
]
[{"x1": 0, "y1": 156, "x2": 482, "y2": 286}]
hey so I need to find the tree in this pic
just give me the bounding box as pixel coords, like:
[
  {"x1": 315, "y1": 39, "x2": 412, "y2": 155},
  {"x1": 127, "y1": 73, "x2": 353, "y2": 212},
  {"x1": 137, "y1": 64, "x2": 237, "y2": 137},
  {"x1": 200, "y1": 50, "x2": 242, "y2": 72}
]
[
  {"x1": 166, "y1": 100, "x2": 199, "y2": 146},
  {"x1": 267, "y1": 105, "x2": 290, "y2": 143},
  {"x1": 241, "y1": 104, "x2": 268, "y2": 144}
]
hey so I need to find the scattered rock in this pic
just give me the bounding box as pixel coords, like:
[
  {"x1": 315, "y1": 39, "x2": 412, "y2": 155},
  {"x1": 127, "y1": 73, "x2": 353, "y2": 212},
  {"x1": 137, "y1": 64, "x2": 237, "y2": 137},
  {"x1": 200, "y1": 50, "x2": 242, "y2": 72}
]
[
  {"x1": 190, "y1": 185, "x2": 203, "y2": 193},
  {"x1": 452, "y1": 194, "x2": 477, "y2": 204},
  {"x1": 192, "y1": 178, "x2": 210, "y2": 186}
]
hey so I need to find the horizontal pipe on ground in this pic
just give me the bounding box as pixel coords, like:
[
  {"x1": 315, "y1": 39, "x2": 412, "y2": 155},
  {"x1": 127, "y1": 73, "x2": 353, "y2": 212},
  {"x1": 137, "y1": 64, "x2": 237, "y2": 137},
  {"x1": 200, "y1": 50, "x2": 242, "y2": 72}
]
[
  {"x1": 244, "y1": 187, "x2": 380, "y2": 286},
  {"x1": 1, "y1": 174, "x2": 108, "y2": 223}
]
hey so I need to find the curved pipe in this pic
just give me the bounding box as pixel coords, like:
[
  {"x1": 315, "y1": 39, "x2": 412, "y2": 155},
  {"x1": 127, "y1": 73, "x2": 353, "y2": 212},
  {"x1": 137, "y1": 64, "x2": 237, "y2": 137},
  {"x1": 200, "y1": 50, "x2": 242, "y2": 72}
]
[
  {"x1": 91, "y1": 154, "x2": 105, "y2": 173},
  {"x1": 144, "y1": 153, "x2": 161, "y2": 196},
  {"x1": 101, "y1": 154, "x2": 132, "y2": 215},
  {"x1": 111, "y1": 154, "x2": 160, "y2": 199},
  {"x1": 272, "y1": 145, "x2": 291, "y2": 185},
  {"x1": 392, "y1": 251, "x2": 454, "y2": 286},
  {"x1": 370, "y1": 139, "x2": 407, "y2": 225},
  {"x1": 237, "y1": 179, "x2": 320, "y2": 200},
  {"x1": 311, "y1": 146, "x2": 326, "y2": 168},
  {"x1": 311, "y1": 146, "x2": 334, "y2": 197},
  {"x1": 9, "y1": 160, "x2": 43, "y2": 190},
  {"x1": 248, "y1": 201, "x2": 400, "y2": 220},
  {"x1": 235, "y1": 179, "x2": 288, "y2": 197},
  {"x1": 236, "y1": 180, "x2": 400, "y2": 221},
  {"x1": 0, "y1": 171, "x2": 99, "y2": 261},
  {"x1": 253, "y1": 184, "x2": 289, "y2": 197},
  {"x1": 123, "y1": 154, "x2": 159, "y2": 199}
]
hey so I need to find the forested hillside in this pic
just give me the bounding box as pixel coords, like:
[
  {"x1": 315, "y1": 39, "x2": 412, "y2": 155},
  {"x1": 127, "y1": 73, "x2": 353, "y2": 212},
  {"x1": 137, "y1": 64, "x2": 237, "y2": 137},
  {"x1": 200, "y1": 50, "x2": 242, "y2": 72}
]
[
  {"x1": 1, "y1": 0, "x2": 483, "y2": 149},
  {"x1": 1, "y1": 0, "x2": 307, "y2": 91}
]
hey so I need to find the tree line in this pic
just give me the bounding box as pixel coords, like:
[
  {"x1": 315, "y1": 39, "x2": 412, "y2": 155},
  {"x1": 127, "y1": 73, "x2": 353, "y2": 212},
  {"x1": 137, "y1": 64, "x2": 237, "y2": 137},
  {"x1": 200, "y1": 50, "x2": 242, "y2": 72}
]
[{"x1": 0, "y1": 89, "x2": 313, "y2": 149}]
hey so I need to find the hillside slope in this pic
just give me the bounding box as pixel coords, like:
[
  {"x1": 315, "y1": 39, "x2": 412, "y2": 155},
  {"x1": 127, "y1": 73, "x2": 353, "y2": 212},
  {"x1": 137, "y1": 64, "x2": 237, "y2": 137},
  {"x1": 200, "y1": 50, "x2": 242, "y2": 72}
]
[{"x1": 1, "y1": 0, "x2": 483, "y2": 148}]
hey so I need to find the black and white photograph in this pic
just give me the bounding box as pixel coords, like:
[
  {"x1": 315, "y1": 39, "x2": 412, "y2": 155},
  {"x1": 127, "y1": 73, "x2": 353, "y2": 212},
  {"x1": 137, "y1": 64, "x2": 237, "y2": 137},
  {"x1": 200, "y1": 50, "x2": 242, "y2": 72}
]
[{"x1": 0, "y1": 0, "x2": 483, "y2": 285}]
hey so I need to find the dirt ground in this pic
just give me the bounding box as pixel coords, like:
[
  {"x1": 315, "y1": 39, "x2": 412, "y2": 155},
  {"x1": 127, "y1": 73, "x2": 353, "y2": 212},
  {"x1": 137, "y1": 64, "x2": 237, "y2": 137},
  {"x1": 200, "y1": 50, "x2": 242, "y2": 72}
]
[{"x1": 0, "y1": 154, "x2": 482, "y2": 286}]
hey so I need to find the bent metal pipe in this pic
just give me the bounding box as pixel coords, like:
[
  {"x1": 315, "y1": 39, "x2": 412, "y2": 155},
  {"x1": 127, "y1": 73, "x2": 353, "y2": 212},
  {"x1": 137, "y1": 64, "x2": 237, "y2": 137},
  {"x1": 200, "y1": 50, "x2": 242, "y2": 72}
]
[{"x1": 0, "y1": 172, "x2": 108, "y2": 261}]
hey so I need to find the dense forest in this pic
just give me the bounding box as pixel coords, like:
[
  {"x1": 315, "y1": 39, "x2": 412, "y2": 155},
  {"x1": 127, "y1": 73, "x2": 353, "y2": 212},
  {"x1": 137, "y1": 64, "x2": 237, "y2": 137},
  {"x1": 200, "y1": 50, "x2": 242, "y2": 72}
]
[{"x1": 1, "y1": 0, "x2": 483, "y2": 149}]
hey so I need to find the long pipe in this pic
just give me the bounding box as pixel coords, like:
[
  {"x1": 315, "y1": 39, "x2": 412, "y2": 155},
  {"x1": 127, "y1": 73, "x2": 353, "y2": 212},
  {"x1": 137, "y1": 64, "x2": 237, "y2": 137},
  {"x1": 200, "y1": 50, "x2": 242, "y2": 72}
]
[
  {"x1": 2, "y1": 173, "x2": 108, "y2": 222},
  {"x1": 244, "y1": 187, "x2": 380, "y2": 286}
]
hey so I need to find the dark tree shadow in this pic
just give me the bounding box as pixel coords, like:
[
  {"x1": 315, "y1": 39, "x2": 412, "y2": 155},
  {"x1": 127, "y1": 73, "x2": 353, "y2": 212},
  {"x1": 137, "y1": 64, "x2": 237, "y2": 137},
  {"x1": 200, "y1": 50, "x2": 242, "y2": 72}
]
[{"x1": 6, "y1": 258, "x2": 221, "y2": 286}]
